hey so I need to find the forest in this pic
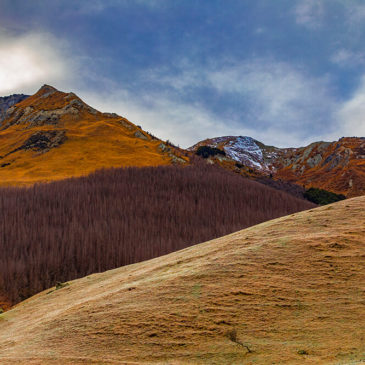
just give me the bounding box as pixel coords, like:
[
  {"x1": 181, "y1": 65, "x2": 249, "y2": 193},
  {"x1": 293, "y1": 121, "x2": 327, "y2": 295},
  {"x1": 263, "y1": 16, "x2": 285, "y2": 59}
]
[{"x1": 0, "y1": 163, "x2": 315, "y2": 304}]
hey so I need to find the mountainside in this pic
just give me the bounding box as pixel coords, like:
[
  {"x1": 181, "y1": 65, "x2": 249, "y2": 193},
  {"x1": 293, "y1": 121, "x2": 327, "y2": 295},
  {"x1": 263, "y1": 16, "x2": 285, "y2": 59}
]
[
  {"x1": 0, "y1": 196, "x2": 363, "y2": 364},
  {"x1": 0, "y1": 94, "x2": 29, "y2": 122},
  {"x1": 0, "y1": 85, "x2": 187, "y2": 186},
  {"x1": 190, "y1": 136, "x2": 365, "y2": 197}
]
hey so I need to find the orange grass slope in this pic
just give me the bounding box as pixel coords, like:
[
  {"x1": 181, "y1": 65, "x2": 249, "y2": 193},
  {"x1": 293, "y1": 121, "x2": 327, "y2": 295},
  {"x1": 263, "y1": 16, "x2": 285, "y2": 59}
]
[
  {"x1": 0, "y1": 197, "x2": 364, "y2": 364},
  {"x1": 0, "y1": 85, "x2": 188, "y2": 186}
]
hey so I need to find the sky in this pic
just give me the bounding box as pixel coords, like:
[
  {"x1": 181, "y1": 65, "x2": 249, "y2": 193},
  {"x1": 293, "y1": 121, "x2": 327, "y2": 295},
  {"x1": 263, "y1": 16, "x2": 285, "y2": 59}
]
[{"x1": 0, "y1": 0, "x2": 365, "y2": 148}]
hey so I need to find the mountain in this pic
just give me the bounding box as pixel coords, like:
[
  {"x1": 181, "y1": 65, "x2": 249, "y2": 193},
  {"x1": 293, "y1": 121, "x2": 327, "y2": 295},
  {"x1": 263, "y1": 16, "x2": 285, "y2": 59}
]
[
  {"x1": 0, "y1": 196, "x2": 363, "y2": 364},
  {"x1": 190, "y1": 136, "x2": 365, "y2": 197},
  {"x1": 0, "y1": 85, "x2": 187, "y2": 186},
  {"x1": 0, "y1": 94, "x2": 29, "y2": 121}
]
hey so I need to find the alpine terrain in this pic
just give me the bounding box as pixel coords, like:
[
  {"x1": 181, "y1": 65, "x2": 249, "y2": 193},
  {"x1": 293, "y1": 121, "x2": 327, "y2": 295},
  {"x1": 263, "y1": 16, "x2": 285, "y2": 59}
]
[{"x1": 190, "y1": 136, "x2": 365, "y2": 197}]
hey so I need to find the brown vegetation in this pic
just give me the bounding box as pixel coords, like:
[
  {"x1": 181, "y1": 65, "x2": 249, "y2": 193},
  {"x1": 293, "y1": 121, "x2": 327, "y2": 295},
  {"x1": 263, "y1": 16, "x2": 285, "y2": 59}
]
[
  {"x1": 0, "y1": 196, "x2": 363, "y2": 364},
  {"x1": 0, "y1": 163, "x2": 314, "y2": 305}
]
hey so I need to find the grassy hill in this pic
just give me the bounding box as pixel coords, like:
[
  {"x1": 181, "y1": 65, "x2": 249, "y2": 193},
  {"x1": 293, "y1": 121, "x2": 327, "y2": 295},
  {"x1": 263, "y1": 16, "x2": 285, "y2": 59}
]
[{"x1": 0, "y1": 196, "x2": 363, "y2": 364}]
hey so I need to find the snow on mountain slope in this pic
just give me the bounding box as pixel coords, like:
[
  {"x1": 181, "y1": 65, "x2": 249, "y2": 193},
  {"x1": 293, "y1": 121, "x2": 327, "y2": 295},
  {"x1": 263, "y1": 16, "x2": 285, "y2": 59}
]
[
  {"x1": 190, "y1": 136, "x2": 365, "y2": 197},
  {"x1": 190, "y1": 136, "x2": 282, "y2": 172}
]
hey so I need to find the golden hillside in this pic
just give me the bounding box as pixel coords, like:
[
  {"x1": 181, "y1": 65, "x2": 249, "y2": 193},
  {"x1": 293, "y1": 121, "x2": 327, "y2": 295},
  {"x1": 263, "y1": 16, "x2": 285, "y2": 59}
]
[
  {"x1": 0, "y1": 196, "x2": 364, "y2": 364},
  {"x1": 0, "y1": 85, "x2": 187, "y2": 186}
]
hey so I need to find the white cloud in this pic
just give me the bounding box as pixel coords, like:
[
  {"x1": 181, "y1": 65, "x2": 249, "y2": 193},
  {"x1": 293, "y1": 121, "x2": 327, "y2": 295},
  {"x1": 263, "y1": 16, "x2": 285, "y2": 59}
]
[
  {"x1": 294, "y1": 0, "x2": 324, "y2": 29},
  {"x1": 345, "y1": 3, "x2": 365, "y2": 22},
  {"x1": 0, "y1": 32, "x2": 76, "y2": 95},
  {"x1": 207, "y1": 61, "x2": 338, "y2": 145},
  {"x1": 74, "y1": 0, "x2": 164, "y2": 14},
  {"x1": 70, "y1": 57, "x2": 341, "y2": 148},
  {"x1": 80, "y1": 87, "x2": 249, "y2": 148},
  {"x1": 336, "y1": 76, "x2": 365, "y2": 137},
  {"x1": 138, "y1": 59, "x2": 338, "y2": 147},
  {"x1": 331, "y1": 48, "x2": 365, "y2": 68}
]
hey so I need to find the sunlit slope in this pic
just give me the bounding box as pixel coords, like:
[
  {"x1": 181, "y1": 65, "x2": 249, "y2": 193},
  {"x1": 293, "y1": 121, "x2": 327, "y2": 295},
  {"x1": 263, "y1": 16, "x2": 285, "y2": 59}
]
[
  {"x1": 275, "y1": 138, "x2": 365, "y2": 198},
  {"x1": 0, "y1": 85, "x2": 187, "y2": 185},
  {"x1": 0, "y1": 197, "x2": 364, "y2": 364}
]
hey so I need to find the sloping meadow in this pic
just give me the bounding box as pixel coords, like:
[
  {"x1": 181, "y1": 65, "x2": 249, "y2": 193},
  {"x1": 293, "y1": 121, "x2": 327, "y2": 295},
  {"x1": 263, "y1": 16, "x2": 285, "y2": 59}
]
[{"x1": 0, "y1": 163, "x2": 315, "y2": 304}]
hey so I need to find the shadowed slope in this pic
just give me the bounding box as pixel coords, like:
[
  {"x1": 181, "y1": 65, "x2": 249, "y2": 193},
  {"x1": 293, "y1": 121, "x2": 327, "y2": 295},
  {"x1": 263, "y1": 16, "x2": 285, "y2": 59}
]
[{"x1": 0, "y1": 197, "x2": 364, "y2": 364}]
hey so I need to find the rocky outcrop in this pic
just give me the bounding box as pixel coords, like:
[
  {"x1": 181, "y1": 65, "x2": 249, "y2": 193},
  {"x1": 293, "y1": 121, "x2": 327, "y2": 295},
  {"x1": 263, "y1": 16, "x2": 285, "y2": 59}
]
[
  {"x1": 10, "y1": 130, "x2": 67, "y2": 155},
  {"x1": 0, "y1": 94, "x2": 29, "y2": 122},
  {"x1": 0, "y1": 85, "x2": 100, "y2": 130}
]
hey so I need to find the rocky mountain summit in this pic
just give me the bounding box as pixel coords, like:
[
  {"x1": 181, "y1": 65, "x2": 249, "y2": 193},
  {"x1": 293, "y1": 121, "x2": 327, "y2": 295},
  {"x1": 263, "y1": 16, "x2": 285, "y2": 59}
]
[{"x1": 0, "y1": 85, "x2": 101, "y2": 130}]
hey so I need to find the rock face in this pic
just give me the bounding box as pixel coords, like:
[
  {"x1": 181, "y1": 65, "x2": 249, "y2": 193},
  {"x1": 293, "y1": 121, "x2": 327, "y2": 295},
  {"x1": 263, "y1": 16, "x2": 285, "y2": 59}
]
[
  {"x1": 11, "y1": 130, "x2": 67, "y2": 154},
  {"x1": 0, "y1": 94, "x2": 29, "y2": 122},
  {"x1": 190, "y1": 136, "x2": 365, "y2": 197}
]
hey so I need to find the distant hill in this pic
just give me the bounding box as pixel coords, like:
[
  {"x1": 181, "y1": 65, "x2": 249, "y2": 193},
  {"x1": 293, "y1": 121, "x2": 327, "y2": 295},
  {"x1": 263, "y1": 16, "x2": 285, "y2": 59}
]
[
  {"x1": 0, "y1": 163, "x2": 314, "y2": 305},
  {"x1": 0, "y1": 196, "x2": 363, "y2": 364},
  {"x1": 190, "y1": 136, "x2": 365, "y2": 197},
  {"x1": 0, "y1": 85, "x2": 187, "y2": 186}
]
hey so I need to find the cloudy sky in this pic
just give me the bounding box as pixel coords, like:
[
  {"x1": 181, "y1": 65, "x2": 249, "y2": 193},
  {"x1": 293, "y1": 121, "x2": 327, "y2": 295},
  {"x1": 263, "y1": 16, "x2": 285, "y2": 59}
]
[{"x1": 0, "y1": 0, "x2": 364, "y2": 147}]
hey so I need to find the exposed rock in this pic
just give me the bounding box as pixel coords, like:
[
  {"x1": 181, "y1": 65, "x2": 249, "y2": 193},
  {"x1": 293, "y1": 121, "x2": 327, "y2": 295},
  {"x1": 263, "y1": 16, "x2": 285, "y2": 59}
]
[
  {"x1": 306, "y1": 154, "x2": 322, "y2": 168},
  {"x1": 170, "y1": 154, "x2": 187, "y2": 164},
  {"x1": 190, "y1": 136, "x2": 365, "y2": 197},
  {"x1": 11, "y1": 130, "x2": 67, "y2": 155},
  {"x1": 134, "y1": 130, "x2": 149, "y2": 140},
  {"x1": 158, "y1": 143, "x2": 170, "y2": 152},
  {"x1": 118, "y1": 119, "x2": 134, "y2": 131},
  {"x1": 103, "y1": 112, "x2": 119, "y2": 118},
  {"x1": 0, "y1": 94, "x2": 29, "y2": 122},
  {"x1": 2, "y1": 103, "x2": 80, "y2": 129}
]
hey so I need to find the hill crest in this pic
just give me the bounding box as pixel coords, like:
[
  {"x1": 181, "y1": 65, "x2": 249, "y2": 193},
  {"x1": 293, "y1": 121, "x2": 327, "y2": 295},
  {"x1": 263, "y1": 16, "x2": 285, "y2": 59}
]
[{"x1": 0, "y1": 196, "x2": 363, "y2": 364}]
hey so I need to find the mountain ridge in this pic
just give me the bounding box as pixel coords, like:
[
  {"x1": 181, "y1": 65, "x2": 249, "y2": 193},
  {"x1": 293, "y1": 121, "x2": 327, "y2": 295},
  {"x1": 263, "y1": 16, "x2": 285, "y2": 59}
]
[
  {"x1": 190, "y1": 135, "x2": 365, "y2": 197},
  {"x1": 0, "y1": 85, "x2": 188, "y2": 186},
  {"x1": 0, "y1": 86, "x2": 363, "y2": 198}
]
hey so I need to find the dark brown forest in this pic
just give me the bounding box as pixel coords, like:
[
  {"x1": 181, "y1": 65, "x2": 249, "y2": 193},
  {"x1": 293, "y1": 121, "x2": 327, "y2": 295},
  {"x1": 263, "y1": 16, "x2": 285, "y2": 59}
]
[{"x1": 0, "y1": 163, "x2": 315, "y2": 304}]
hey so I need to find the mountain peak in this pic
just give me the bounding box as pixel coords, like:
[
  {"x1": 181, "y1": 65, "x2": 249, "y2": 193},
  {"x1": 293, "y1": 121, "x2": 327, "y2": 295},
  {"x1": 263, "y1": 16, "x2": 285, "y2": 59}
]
[
  {"x1": 38, "y1": 84, "x2": 58, "y2": 93},
  {"x1": 35, "y1": 84, "x2": 59, "y2": 98}
]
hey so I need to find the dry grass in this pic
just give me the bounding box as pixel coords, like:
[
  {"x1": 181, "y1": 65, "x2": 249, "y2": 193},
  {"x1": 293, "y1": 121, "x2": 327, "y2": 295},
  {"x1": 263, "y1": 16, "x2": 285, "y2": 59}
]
[
  {"x1": 0, "y1": 197, "x2": 364, "y2": 364},
  {"x1": 0, "y1": 86, "x2": 187, "y2": 186}
]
